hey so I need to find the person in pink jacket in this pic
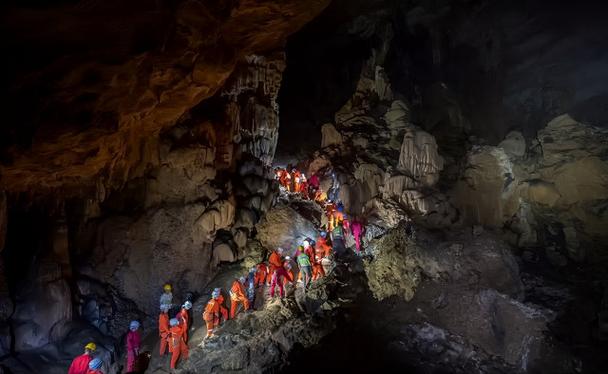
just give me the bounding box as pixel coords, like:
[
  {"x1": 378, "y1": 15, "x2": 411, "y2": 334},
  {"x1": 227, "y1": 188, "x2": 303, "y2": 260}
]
[
  {"x1": 351, "y1": 218, "x2": 365, "y2": 254},
  {"x1": 126, "y1": 320, "x2": 141, "y2": 372}
]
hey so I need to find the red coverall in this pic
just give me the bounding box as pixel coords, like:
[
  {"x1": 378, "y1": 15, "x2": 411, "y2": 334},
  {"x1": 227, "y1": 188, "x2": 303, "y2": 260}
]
[
  {"x1": 169, "y1": 324, "x2": 188, "y2": 369},
  {"x1": 230, "y1": 280, "x2": 250, "y2": 319},
  {"x1": 159, "y1": 312, "x2": 170, "y2": 355},
  {"x1": 68, "y1": 353, "x2": 92, "y2": 374},
  {"x1": 126, "y1": 330, "x2": 141, "y2": 372}
]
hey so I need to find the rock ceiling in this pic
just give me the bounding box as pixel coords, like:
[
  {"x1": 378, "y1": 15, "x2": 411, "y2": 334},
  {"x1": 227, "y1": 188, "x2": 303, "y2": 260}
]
[{"x1": 0, "y1": 0, "x2": 330, "y2": 198}]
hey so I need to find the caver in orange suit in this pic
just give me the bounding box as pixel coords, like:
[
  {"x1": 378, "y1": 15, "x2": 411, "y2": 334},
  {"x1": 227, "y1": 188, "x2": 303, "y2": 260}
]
[
  {"x1": 329, "y1": 210, "x2": 345, "y2": 231},
  {"x1": 315, "y1": 236, "x2": 332, "y2": 258},
  {"x1": 269, "y1": 250, "x2": 283, "y2": 273},
  {"x1": 177, "y1": 307, "x2": 189, "y2": 342},
  {"x1": 255, "y1": 262, "x2": 270, "y2": 287},
  {"x1": 168, "y1": 321, "x2": 188, "y2": 369},
  {"x1": 203, "y1": 294, "x2": 228, "y2": 338},
  {"x1": 158, "y1": 311, "x2": 169, "y2": 356},
  {"x1": 229, "y1": 279, "x2": 250, "y2": 319},
  {"x1": 279, "y1": 170, "x2": 291, "y2": 191},
  {"x1": 292, "y1": 170, "x2": 302, "y2": 192}
]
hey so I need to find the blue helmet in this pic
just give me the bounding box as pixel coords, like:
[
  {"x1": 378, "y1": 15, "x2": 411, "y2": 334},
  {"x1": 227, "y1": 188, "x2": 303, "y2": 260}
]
[
  {"x1": 320, "y1": 231, "x2": 327, "y2": 238},
  {"x1": 170, "y1": 318, "x2": 179, "y2": 326},
  {"x1": 89, "y1": 358, "x2": 103, "y2": 369},
  {"x1": 337, "y1": 205, "x2": 344, "y2": 213},
  {"x1": 212, "y1": 288, "x2": 221, "y2": 299},
  {"x1": 183, "y1": 301, "x2": 192, "y2": 310},
  {"x1": 129, "y1": 320, "x2": 140, "y2": 331}
]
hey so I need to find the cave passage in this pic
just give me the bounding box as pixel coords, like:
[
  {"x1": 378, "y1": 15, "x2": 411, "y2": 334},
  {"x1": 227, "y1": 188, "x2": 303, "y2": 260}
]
[{"x1": 1, "y1": 0, "x2": 608, "y2": 373}]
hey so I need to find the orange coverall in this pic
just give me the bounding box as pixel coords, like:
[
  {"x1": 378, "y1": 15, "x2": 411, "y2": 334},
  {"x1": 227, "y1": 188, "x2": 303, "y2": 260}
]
[
  {"x1": 203, "y1": 295, "x2": 228, "y2": 338},
  {"x1": 159, "y1": 312, "x2": 169, "y2": 356},
  {"x1": 169, "y1": 324, "x2": 188, "y2": 369},
  {"x1": 178, "y1": 307, "x2": 189, "y2": 342},
  {"x1": 255, "y1": 263, "x2": 270, "y2": 286},
  {"x1": 230, "y1": 280, "x2": 250, "y2": 319}
]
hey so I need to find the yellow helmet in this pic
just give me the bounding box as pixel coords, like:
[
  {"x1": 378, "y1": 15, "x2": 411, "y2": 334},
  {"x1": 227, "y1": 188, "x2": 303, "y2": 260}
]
[
  {"x1": 85, "y1": 342, "x2": 97, "y2": 351},
  {"x1": 163, "y1": 284, "x2": 172, "y2": 292}
]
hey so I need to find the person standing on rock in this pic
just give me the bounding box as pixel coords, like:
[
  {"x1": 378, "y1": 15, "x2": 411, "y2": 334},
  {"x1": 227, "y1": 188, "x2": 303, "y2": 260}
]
[
  {"x1": 86, "y1": 357, "x2": 104, "y2": 374},
  {"x1": 331, "y1": 219, "x2": 347, "y2": 258},
  {"x1": 269, "y1": 248, "x2": 291, "y2": 298},
  {"x1": 254, "y1": 261, "x2": 270, "y2": 287},
  {"x1": 177, "y1": 301, "x2": 192, "y2": 342},
  {"x1": 203, "y1": 288, "x2": 228, "y2": 339},
  {"x1": 159, "y1": 306, "x2": 170, "y2": 356},
  {"x1": 296, "y1": 246, "x2": 312, "y2": 289},
  {"x1": 168, "y1": 318, "x2": 188, "y2": 369},
  {"x1": 230, "y1": 276, "x2": 250, "y2": 319},
  {"x1": 351, "y1": 217, "x2": 365, "y2": 254},
  {"x1": 159, "y1": 283, "x2": 173, "y2": 313},
  {"x1": 126, "y1": 321, "x2": 141, "y2": 372},
  {"x1": 68, "y1": 342, "x2": 97, "y2": 374}
]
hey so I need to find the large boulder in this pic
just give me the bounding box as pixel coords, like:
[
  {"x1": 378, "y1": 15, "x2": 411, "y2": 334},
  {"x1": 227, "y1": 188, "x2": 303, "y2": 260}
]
[{"x1": 255, "y1": 204, "x2": 318, "y2": 251}]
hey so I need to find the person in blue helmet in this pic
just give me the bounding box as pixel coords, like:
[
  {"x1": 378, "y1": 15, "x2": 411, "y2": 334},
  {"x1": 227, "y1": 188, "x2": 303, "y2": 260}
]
[{"x1": 86, "y1": 358, "x2": 103, "y2": 374}]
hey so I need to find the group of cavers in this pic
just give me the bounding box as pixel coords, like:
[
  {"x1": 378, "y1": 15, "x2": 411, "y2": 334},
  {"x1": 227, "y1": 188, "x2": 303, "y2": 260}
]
[
  {"x1": 68, "y1": 169, "x2": 367, "y2": 373},
  {"x1": 275, "y1": 166, "x2": 327, "y2": 202}
]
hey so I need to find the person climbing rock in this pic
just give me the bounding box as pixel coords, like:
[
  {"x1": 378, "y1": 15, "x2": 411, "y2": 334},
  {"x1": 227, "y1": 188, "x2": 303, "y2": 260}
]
[
  {"x1": 159, "y1": 283, "x2": 173, "y2": 312},
  {"x1": 177, "y1": 301, "x2": 192, "y2": 342},
  {"x1": 296, "y1": 246, "x2": 312, "y2": 289},
  {"x1": 282, "y1": 169, "x2": 292, "y2": 191},
  {"x1": 314, "y1": 189, "x2": 328, "y2": 204},
  {"x1": 316, "y1": 231, "x2": 332, "y2": 257},
  {"x1": 351, "y1": 217, "x2": 365, "y2": 254},
  {"x1": 331, "y1": 220, "x2": 347, "y2": 258},
  {"x1": 168, "y1": 318, "x2": 188, "y2": 369},
  {"x1": 158, "y1": 306, "x2": 170, "y2": 356},
  {"x1": 86, "y1": 358, "x2": 103, "y2": 374},
  {"x1": 126, "y1": 321, "x2": 141, "y2": 372},
  {"x1": 292, "y1": 168, "x2": 302, "y2": 192},
  {"x1": 269, "y1": 249, "x2": 291, "y2": 298},
  {"x1": 269, "y1": 247, "x2": 284, "y2": 273},
  {"x1": 303, "y1": 239, "x2": 315, "y2": 264},
  {"x1": 203, "y1": 288, "x2": 228, "y2": 339},
  {"x1": 230, "y1": 276, "x2": 250, "y2": 319},
  {"x1": 300, "y1": 174, "x2": 309, "y2": 199},
  {"x1": 68, "y1": 342, "x2": 97, "y2": 374},
  {"x1": 284, "y1": 260, "x2": 295, "y2": 287},
  {"x1": 329, "y1": 204, "x2": 346, "y2": 232},
  {"x1": 254, "y1": 261, "x2": 270, "y2": 287}
]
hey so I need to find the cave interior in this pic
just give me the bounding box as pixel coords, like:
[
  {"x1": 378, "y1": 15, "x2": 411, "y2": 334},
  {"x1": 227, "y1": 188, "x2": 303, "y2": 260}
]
[{"x1": 1, "y1": 0, "x2": 608, "y2": 373}]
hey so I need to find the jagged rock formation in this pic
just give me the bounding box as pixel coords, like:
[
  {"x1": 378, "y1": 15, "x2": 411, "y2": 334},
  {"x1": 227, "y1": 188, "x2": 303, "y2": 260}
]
[{"x1": 451, "y1": 114, "x2": 608, "y2": 261}]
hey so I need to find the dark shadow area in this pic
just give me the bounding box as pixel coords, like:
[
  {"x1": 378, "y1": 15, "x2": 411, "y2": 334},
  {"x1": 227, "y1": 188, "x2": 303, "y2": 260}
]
[{"x1": 276, "y1": 0, "x2": 379, "y2": 163}]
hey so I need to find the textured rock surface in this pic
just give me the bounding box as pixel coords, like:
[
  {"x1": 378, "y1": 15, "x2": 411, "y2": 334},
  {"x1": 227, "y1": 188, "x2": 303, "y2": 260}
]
[
  {"x1": 255, "y1": 202, "x2": 319, "y2": 251},
  {"x1": 0, "y1": 0, "x2": 330, "y2": 197},
  {"x1": 450, "y1": 114, "x2": 608, "y2": 260}
]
